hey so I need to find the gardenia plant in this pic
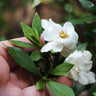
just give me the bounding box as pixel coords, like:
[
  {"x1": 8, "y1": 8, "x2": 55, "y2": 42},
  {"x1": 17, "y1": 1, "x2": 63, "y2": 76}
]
[{"x1": 6, "y1": 13, "x2": 95, "y2": 96}]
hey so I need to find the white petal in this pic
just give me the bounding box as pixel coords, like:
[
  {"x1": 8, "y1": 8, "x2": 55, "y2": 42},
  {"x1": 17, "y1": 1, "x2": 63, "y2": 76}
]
[
  {"x1": 65, "y1": 50, "x2": 92, "y2": 67},
  {"x1": 43, "y1": 30, "x2": 58, "y2": 41},
  {"x1": 83, "y1": 51, "x2": 92, "y2": 61},
  {"x1": 49, "y1": 19, "x2": 63, "y2": 32},
  {"x1": 52, "y1": 41, "x2": 63, "y2": 52},
  {"x1": 87, "y1": 71, "x2": 96, "y2": 84},
  {"x1": 63, "y1": 22, "x2": 75, "y2": 33},
  {"x1": 41, "y1": 41, "x2": 63, "y2": 53},
  {"x1": 41, "y1": 42, "x2": 53, "y2": 52},
  {"x1": 65, "y1": 50, "x2": 83, "y2": 65},
  {"x1": 78, "y1": 71, "x2": 89, "y2": 85},
  {"x1": 41, "y1": 19, "x2": 49, "y2": 29},
  {"x1": 78, "y1": 71, "x2": 96, "y2": 85},
  {"x1": 80, "y1": 61, "x2": 92, "y2": 71},
  {"x1": 69, "y1": 69, "x2": 78, "y2": 81}
]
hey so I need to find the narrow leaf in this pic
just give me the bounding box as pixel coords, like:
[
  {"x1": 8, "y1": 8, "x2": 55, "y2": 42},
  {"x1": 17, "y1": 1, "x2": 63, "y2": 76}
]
[
  {"x1": 21, "y1": 22, "x2": 33, "y2": 37},
  {"x1": 20, "y1": 22, "x2": 41, "y2": 47},
  {"x1": 36, "y1": 79, "x2": 46, "y2": 90},
  {"x1": 9, "y1": 40, "x2": 35, "y2": 48},
  {"x1": 47, "y1": 80, "x2": 75, "y2": 96},
  {"x1": 51, "y1": 62, "x2": 74, "y2": 76},
  {"x1": 8, "y1": 47, "x2": 42, "y2": 77},
  {"x1": 32, "y1": 13, "x2": 43, "y2": 35},
  {"x1": 20, "y1": 22, "x2": 35, "y2": 43}
]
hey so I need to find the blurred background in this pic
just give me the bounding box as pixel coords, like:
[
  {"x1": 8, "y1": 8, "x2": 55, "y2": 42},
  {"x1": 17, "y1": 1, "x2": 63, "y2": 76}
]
[{"x1": 0, "y1": 0, "x2": 96, "y2": 96}]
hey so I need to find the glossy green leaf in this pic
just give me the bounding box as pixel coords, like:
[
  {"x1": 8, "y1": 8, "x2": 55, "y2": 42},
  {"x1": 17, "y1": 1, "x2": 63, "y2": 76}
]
[
  {"x1": 47, "y1": 80, "x2": 75, "y2": 96},
  {"x1": 20, "y1": 22, "x2": 34, "y2": 42},
  {"x1": 36, "y1": 79, "x2": 46, "y2": 90},
  {"x1": 20, "y1": 22, "x2": 42, "y2": 47},
  {"x1": 30, "y1": 50, "x2": 41, "y2": 61},
  {"x1": 32, "y1": 13, "x2": 43, "y2": 35},
  {"x1": 76, "y1": 43, "x2": 87, "y2": 51},
  {"x1": 79, "y1": 0, "x2": 96, "y2": 13},
  {"x1": 51, "y1": 62, "x2": 74, "y2": 76},
  {"x1": 8, "y1": 47, "x2": 42, "y2": 77},
  {"x1": 9, "y1": 40, "x2": 35, "y2": 48},
  {"x1": 70, "y1": 14, "x2": 96, "y2": 25}
]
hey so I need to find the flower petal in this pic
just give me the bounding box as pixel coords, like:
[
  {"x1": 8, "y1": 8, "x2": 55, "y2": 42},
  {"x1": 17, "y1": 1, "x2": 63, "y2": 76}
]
[
  {"x1": 78, "y1": 71, "x2": 96, "y2": 85},
  {"x1": 41, "y1": 42, "x2": 53, "y2": 52},
  {"x1": 41, "y1": 41, "x2": 63, "y2": 53},
  {"x1": 87, "y1": 71, "x2": 96, "y2": 84},
  {"x1": 80, "y1": 61, "x2": 92, "y2": 71},
  {"x1": 41, "y1": 19, "x2": 49, "y2": 29},
  {"x1": 43, "y1": 30, "x2": 58, "y2": 41},
  {"x1": 49, "y1": 19, "x2": 62, "y2": 32},
  {"x1": 78, "y1": 71, "x2": 89, "y2": 85},
  {"x1": 63, "y1": 22, "x2": 75, "y2": 33},
  {"x1": 83, "y1": 51, "x2": 92, "y2": 61},
  {"x1": 65, "y1": 50, "x2": 84, "y2": 65},
  {"x1": 65, "y1": 50, "x2": 92, "y2": 66}
]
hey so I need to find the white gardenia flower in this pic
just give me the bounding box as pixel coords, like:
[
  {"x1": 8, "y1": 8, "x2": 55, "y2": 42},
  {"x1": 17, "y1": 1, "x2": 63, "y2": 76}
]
[
  {"x1": 65, "y1": 50, "x2": 96, "y2": 85},
  {"x1": 41, "y1": 19, "x2": 78, "y2": 57}
]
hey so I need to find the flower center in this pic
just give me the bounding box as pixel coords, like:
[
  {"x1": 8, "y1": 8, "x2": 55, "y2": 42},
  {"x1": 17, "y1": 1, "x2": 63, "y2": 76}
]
[
  {"x1": 72, "y1": 65, "x2": 81, "y2": 75},
  {"x1": 59, "y1": 31, "x2": 69, "y2": 39}
]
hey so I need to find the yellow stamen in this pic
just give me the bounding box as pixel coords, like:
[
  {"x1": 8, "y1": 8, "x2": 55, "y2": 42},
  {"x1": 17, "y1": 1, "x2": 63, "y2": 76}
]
[{"x1": 59, "y1": 31, "x2": 69, "y2": 39}]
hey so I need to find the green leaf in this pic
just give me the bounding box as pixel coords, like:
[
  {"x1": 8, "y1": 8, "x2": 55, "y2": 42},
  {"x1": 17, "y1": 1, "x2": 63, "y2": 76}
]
[
  {"x1": 8, "y1": 47, "x2": 42, "y2": 77},
  {"x1": 36, "y1": 79, "x2": 46, "y2": 90},
  {"x1": 20, "y1": 22, "x2": 34, "y2": 42},
  {"x1": 51, "y1": 62, "x2": 74, "y2": 76},
  {"x1": 88, "y1": 83, "x2": 96, "y2": 96},
  {"x1": 32, "y1": 13, "x2": 43, "y2": 36},
  {"x1": 32, "y1": 0, "x2": 41, "y2": 8},
  {"x1": 79, "y1": 0, "x2": 96, "y2": 13},
  {"x1": 30, "y1": 50, "x2": 42, "y2": 61},
  {"x1": 70, "y1": 14, "x2": 96, "y2": 25},
  {"x1": 93, "y1": 92, "x2": 96, "y2": 96},
  {"x1": 9, "y1": 40, "x2": 35, "y2": 48},
  {"x1": 20, "y1": 22, "x2": 42, "y2": 47},
  {"x1": 76, "y1": 43, "x2": 87, "y2": 51},
  {"x1": 47, "y1": 80, "x2": 75, "y2": 96}
]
